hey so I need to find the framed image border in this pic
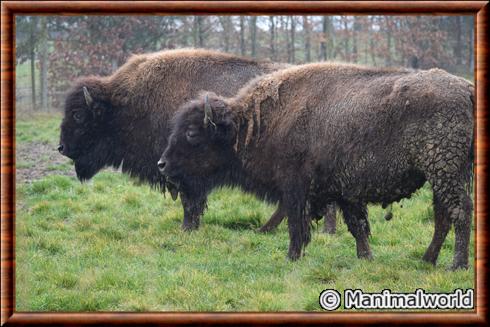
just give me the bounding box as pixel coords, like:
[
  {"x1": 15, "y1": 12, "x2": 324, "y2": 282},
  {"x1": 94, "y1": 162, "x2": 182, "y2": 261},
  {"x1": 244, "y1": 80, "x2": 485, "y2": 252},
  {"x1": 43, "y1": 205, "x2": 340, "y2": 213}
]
[{"x1": 1, "y1": 1, "x2": 488, "y2": 325}]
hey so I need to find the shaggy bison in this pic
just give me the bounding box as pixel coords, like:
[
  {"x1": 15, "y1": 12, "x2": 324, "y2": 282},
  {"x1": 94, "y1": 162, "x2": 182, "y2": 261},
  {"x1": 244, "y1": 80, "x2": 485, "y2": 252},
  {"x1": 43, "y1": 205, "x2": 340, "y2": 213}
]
[
  {"x1": 160, "y1": 63, "x2": 474, "y2": 270},
  {"x1": 58, "y1": 49, "x2": 341, "y2": 232}
]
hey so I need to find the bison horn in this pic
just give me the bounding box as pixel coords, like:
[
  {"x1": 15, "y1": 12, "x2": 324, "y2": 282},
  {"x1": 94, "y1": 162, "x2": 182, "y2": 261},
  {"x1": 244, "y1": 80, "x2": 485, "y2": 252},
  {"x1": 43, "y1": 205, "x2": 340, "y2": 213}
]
[
  {"x1": 203, "y1": 94, "x2": 215, "y2": 128},
  {"x1": 83, "y1": 86, "x2": 93, "y2": 108}
]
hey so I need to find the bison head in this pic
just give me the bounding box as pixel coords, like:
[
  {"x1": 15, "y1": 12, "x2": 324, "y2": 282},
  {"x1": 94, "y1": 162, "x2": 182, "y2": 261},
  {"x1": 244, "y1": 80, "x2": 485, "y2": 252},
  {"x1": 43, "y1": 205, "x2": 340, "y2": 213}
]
[
  {"x1": 59, "y1": 78, "x2": 116, "y2": 181},
  {"x1": 158, "y1": 92, "x2": 237, "y2": 195}
]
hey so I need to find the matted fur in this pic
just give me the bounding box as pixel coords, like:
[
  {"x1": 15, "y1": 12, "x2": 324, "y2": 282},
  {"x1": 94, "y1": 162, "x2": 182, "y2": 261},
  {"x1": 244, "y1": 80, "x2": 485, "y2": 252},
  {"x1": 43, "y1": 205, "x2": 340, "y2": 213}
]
[{"x1": 161, "y1": 62, "x2": 474, "y2": 268}]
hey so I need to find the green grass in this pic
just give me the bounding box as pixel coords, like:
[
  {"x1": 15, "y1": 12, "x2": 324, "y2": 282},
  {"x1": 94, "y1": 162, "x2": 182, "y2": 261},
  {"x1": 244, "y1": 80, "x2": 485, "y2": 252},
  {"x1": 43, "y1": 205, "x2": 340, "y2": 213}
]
[
  {"x1": 15, "y1": 114, "x2": 475, "y2": 312},
  {"x1": 16, "y1": 112, "x2": 62, "y2": 144}
]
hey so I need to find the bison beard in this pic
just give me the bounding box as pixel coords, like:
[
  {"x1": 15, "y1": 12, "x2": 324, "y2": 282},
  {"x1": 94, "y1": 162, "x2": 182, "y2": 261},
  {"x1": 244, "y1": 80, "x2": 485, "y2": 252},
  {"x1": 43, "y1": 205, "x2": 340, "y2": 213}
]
[{"x1": 161, "y1": 63, "x2": 474, "y2": 270}]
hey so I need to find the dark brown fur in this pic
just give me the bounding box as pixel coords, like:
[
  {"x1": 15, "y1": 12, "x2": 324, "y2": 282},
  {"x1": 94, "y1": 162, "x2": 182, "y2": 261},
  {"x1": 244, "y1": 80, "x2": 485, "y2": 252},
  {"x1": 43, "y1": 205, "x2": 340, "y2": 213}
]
[{"x1": 161, "y1": 63, "x2": 474, "y2": 269}]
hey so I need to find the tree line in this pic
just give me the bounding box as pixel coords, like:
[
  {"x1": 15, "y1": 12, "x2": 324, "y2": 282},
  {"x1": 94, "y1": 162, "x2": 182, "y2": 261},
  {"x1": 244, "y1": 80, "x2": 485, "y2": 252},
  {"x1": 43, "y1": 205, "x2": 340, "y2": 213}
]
[{"x1": 16, "y1": 15, "x2": 474, "y2": 111}]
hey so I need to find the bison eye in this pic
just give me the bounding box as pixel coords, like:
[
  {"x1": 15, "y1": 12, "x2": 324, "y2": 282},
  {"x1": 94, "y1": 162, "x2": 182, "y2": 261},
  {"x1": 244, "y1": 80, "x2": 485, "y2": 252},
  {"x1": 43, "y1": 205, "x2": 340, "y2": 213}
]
[
  {"x1": 186, "y1": 129, "x2": 200, "y2": 144},
  {"x1": 73, "y1": 112, "x2": 83, "y2": 122}
]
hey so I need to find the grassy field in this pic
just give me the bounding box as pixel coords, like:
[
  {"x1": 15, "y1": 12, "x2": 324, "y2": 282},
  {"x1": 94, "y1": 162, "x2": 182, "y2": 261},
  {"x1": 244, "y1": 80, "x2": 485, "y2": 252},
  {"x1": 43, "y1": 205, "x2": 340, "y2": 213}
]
[{"x1": 15, "y1": 113, "x2": 475, "y2": 312}]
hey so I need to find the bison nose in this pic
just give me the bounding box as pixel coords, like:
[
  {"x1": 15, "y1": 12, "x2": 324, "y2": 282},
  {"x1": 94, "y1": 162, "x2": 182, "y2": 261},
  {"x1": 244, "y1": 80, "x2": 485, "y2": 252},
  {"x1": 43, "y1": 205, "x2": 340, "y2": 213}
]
[
  {"x1": 157, "y1": 159, "x2": 166, "y2": 173},
  {"x1": 57, "y1": 144, "x2": 64, "y2": 154}
]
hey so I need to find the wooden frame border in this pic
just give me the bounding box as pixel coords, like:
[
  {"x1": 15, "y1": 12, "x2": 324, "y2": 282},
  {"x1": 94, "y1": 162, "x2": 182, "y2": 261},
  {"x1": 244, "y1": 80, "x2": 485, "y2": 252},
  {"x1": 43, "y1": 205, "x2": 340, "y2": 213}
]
[{"x1": 1, "y1": 1, "x2": 488, "y2": 325}]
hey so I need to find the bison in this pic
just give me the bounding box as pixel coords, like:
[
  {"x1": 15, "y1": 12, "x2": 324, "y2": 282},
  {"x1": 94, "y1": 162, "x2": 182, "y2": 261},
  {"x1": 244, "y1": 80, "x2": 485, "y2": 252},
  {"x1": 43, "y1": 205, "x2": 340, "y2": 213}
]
[
  {"x1": 58, "y1": 48, "x2": 342, "y2": 233},
  {"x1": 160, "y1": 63, "x2": 474, "y2": 270}
]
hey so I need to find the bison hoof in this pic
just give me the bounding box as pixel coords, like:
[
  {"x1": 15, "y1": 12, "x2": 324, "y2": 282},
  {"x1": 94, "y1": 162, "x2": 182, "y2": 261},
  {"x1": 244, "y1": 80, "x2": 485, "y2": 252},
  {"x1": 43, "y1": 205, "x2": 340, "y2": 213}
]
[
  {"x1": 258, "y1": 225, "x2": 277, "y2": 234},
  {"x1": 358, "y1": 252, "x2": 373, "y2": 260},
  {"x1": 449, "y1": 263, "x2": 469, "y2": 271},
  {"x1": 181, "y1": 223, "x2": 199, "y2": 232},
  {"x1": 287, "y1": 250, "x2": 303, "y2": 261},
  {"x1": 421, "y1": 253, "x2": 437, "y2": 265}
]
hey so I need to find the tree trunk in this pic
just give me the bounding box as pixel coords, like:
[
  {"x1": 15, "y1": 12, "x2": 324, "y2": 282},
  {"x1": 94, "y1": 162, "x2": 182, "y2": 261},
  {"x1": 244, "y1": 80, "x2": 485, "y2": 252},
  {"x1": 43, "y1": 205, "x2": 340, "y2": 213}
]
[
  {"x1": 303, "y1": 16, "x2": 311, "y2": 62},
  {"x1": 290, "y1": 16, "x2": 296, "y2": 63},
  {"x1": 250, "y1": 16, "x2": 257, "y2": 58},
  {"x1": 240, "y1": 16, "x2": 246, "y2": 56},
  {"x1": 198, "y1": 16, "x2": 204, "y2": 47},
  {"x1": 39, "y1": 16, "x2": 48, "y2": 110},
  {"x1": 320, "y1": 16, "x2": 329, "y2": 61},
  {"x1": 220, "y1": 17, "x2": 231, "y2": 52},
  {"x1": 193, "y1": 17, "x2": 198, "y2": 47},
  {"x1": 352, "y1": 17, "x2": 360, "y2": 63},
  {"x1": 269, "y1": 16, "x2": 276, "y2": 60},
  {"x1": 385, "y1": 17, "x2": 392, "y2": 67},
  {"x1": 193, "y1": 16, "x2": 205, "y2": 47},
  {"x1": 369, "y1": 17, "x2": 377, "y2": 65},
  {"x1": 285, "y1": 16, "x2": 291, "y2": 63},
  {"x1": 180, "y1": 17, "x2": 191, "y2": 47},
  {"x1": 29, "y1": 17, "x2": 36, "y2": 111},
  {"x1": 343, "y1": 17, "x2": 349, "y2": 62},
  {"x1": 455, "y1": 16, "x2": 462, "y2": 66}
]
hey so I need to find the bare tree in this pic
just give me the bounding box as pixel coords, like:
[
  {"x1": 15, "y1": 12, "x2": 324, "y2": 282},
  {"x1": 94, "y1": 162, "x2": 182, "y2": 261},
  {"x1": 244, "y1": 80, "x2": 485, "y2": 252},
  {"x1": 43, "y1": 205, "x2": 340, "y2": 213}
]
[
  {"x1": 290, "y1": 16, "x2": 296, "y2": 63},
  {"x1": 385, "y1": 17, "x2": 393, "y2": 66},
  {"x1": 320, "y1": 16, "x2": 328, "y2": 61},
  {"x1": 29, "y1": 17, "x2": 37, "y2": 110},
  {"x1": 369, "y1": 16, "x2": 377, "y2": 66},
  {"x1": 269, "y1": 16, "x2": 276, "y2": 60},
  {"x1": 352, "y1": 16, "x2": 361, "y2": 62},
  {"x1": 193, "y1": 16, "x2": 205, "y2": 47},
  {"x1": 39, "y1": 16, "x2": 48, "y2": 110},
  {"x1": 303, "y1": 16, "x2": 311, "y2": 62},
  {"x1": 178, "y1": 17, "x2": 192, "y2": 47},
  {"x1": 240, "y1": 16, "x2": 246, "y2": 56},
  {"x1": 454, "y1": 16, "x2": 462, "y2": 66},
  {"x1": 250, "y1": 16, "x2": 257, "y2": 58},
  {"x1": 219, "y1": 16, "x2": 232, "y2": 52},
  {"x1": 281, "y1": 16, "x2": 289, "y2": 62},
  {"x1": 193, "y1": 17, "x2": 198, "y2": 47},
  {"x1": 342, "y1": 17, "x2": 350, "y2": 62}
]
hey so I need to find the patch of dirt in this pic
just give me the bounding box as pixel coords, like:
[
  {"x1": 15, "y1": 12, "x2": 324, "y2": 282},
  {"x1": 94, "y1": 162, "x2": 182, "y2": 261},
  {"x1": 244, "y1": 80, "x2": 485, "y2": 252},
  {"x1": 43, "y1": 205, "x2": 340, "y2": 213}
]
[{"x1": 16, "y1": 141, "x2": 76, "y2": 184}]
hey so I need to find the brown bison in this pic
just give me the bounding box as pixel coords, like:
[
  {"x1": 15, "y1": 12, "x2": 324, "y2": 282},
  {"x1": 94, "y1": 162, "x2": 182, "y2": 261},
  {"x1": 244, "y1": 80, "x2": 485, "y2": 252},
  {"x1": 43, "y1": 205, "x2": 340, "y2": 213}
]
[
  {"x1": 160, "y1": 63, "x2": 474, "y2": 270},
  {"x1": 59, "y1": 48, "x2": 341, "y2": 232}
]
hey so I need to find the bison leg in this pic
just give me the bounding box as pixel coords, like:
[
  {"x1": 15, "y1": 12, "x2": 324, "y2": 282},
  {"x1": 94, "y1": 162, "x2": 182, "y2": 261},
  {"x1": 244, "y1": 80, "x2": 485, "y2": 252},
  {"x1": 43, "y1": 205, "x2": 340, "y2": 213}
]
[
  {"x1": 440, "y1": 188, "x2": 473, "y2": 270},
  {"x1": 427, "y1": 184, "x2": 472, "y2": 270},
  {"x1": 339, "y1": 202, "x2": 372, "y2": 260},
  {"x1": 180, "y1": 192, "x2": 207, "y2": 231},
  {"x1": 282, "y1": 184, "x2": 311, "y2": 261},
  {"x1": 258, "y1": 205, "x2": 286, "y2": 233},
  {"x1": 451, "y1": 193, "x2": 472, "y2": 270},
  {"x1": 422, "y1": 195, "x2": 451, "y2": 265},
  {"x1": 322, "y1": 203, "x2": 337, "y2": 234},
  {"x1": 286, "y1": 205, "x2": 311, "y2": 261},
  {"x1": 422, "y1": 147, "x2": 472, "y2": 269}
]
